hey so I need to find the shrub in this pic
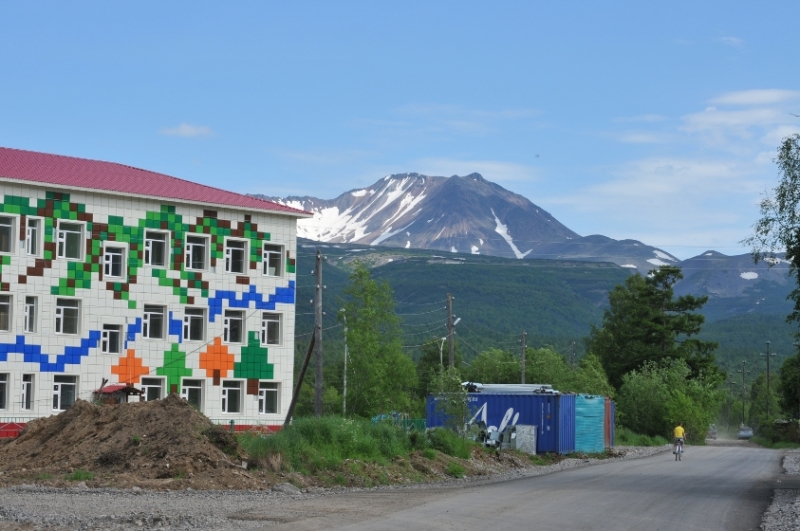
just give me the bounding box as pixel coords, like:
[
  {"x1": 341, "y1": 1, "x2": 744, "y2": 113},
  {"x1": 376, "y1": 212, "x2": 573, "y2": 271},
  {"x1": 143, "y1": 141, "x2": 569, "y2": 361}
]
[
  {"x1": 422, "y1": 448, "x2": 437, "y2": 460},
  {"x1": 427, "y1": 428, "x2": 473, "y2": 459},
  {"x1": 446, "y1": 462, "x2": 465, "y2": 478}
]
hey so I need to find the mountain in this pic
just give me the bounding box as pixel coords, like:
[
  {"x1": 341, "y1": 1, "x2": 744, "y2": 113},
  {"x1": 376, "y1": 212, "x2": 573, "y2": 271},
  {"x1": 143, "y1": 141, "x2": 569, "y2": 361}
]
[{"x1": 258, "y1": 172, "x2": 680, "y2": 272}]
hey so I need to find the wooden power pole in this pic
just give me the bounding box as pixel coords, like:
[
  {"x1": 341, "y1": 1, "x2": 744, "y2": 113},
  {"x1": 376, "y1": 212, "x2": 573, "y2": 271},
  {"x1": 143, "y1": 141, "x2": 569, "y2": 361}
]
[
  {"x1": 314, "y1": 249, "x2": 323, "y2": 417},
  {"x1": 521, "y1": 330, "x2": 527, "y2": 384}
]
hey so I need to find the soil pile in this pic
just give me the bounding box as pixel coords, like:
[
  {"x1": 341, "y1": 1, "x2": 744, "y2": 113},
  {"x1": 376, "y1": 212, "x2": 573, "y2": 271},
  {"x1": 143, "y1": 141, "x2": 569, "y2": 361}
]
[{"x1": 0, "y1": 395, "x2": 261, "y2": 490}]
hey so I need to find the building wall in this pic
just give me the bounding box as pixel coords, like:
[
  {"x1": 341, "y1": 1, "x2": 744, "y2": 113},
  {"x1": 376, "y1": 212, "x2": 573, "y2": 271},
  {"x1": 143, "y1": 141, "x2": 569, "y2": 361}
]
[{"x1": 0, "y1": 184, "x2": 297, "y2": 426}]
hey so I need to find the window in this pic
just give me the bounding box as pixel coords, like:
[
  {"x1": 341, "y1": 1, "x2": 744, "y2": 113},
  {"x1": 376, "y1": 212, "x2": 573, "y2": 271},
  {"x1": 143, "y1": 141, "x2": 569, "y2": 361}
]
[
  {"x1": 0, "y1": 216, "x2": 13, "y2": 254},
  {"x1": 221, "y1": 381, "x2": 242, "y2": 413},
  {"x1": 185, "y1": 235, "x2": 208, "y2": 270},
  {"x1": 223, "y1": 310, "x2": 245, "y2": 343},
  {"x1": 183, "y1": 308, "x2": 205, "y2": 341},
  {"x1": 24, "y1": 296, "x2": 37, "y2": 333},
  {"x1": 101, "y1": 324, "x2": 122, "y2": 354},
  {"x1": 25, "y1": 218, "x2": 40, "y2": 256},
  {"x1": 52, "y1": 375, "x2": 77, "y2": 411},
  {"x1": 258, "y1": 382, "x2": 279, "y2": 414},
  {"x1": 144, "y1": 231, "x2": 168, "y2": 267},
  {"x1": 103, "y1": 246, "x2": 125, "y2": 278},
  {"x1": 181, "y1": 379, "x2": 203, "y2": 410},
  {"x1": 261, "y1": 312, "x2": 281, "y2": 346},
  {"x1": 141, "y1": 377, "x2": 163, "y2": 402},
  {"x1": 57, "y1": 222, "x2": 83, "y2": 260},
  {"x1": 0, "y1": 295, "x2": 11, "y2": 332},
  {"x1": 55, "y1": 299, "x2": 80, "y2": 335},
  {"x1": 262, "y1": 244, "x2": 283, "y2": 277},
  {"x1": 142, "y1": 305, "x2": 165, "y2": 339},
  {"x1": 225, "y1": 239, "x2": 247, "y2": 274},
  {"x1": 21, "y1": 374, "x2": 34, "y2": 410},
  {"x1": 0, "y1": 374, "x2": 7, "y2": 410}
]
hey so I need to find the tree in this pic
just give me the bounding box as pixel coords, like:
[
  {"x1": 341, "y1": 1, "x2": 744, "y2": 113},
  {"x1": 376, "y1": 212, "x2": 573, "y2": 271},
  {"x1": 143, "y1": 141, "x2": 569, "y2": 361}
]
[
  {"x1": 586, "y1": 266, "x2": 719, "y2": 389},
  {"x1": 340, "y1": 261, "x2": 417, "y2": 417},
  {"x1": 744, "y1": 134, "x2": 800, "y2": 327},
  {"x1": 415, "y1": 337, "x2": 463, "y2": 400},
  {"x1": 747, "y1": 372, "x2": 781, "y2": 427},
  {"x1": 429, "y1": 366, "x2": 469, "y2": 433},
  {"x1": 617, "y1": 359, "x2": 724, "y2": 443},
  {"x1": 778, "y1": 353, "x2": 800, "y2": 418},
  {"x1": 462, "y1": 348, "x2": 520, "y2": 383}
]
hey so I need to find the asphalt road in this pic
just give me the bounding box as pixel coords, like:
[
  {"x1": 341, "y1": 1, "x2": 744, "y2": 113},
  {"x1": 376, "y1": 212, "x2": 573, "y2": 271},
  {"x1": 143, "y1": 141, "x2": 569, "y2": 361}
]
[{"x1": 255, "y1": 445, "x2": 784, "y2": 531}]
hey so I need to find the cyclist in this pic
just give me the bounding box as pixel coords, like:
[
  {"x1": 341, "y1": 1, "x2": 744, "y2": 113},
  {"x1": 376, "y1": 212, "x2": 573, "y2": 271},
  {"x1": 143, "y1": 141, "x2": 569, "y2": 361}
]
[{"x1": 673, "y1": 422, "x2": 686, "y2": 455}]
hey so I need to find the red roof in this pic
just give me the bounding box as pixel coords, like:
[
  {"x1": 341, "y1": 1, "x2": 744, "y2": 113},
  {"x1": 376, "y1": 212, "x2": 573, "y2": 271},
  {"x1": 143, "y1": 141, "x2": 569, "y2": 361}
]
[
  {"x1": 95, "y1": 384, "x2": 143, "y2": 394},
  {"x1": 0, "y1": 147, "x2": 309, "y2": 216}
]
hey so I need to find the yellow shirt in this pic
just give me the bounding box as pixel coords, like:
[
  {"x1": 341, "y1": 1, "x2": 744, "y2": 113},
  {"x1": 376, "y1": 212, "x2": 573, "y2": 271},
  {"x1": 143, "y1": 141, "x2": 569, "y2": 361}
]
[{"x1": 674, "y1": 426, "x2": 685, "y2": 438}]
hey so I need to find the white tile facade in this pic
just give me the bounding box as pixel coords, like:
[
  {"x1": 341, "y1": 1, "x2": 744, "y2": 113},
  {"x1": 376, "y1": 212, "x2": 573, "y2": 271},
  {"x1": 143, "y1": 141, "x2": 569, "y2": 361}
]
[{"x1": 0, "y1": 183, "x2": 299, "y2": 428}]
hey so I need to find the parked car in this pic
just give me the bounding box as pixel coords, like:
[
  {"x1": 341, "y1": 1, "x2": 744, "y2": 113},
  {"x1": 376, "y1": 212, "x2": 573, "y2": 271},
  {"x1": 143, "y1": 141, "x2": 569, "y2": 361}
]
[
  {"x1": 707, "y1": 424, "x2": 717, "y2": 440},
  {"x1": 737, "y1": 425, "x2": 754, "y2": 440}
]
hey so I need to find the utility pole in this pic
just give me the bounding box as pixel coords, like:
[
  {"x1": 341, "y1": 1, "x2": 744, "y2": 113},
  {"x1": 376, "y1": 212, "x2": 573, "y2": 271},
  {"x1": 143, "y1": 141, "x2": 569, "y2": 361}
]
[
  {"x1": 341, "y1": 309, "x2": 348, "y2": 417},
  {"x1": 521, "y1": 330, "x2": 527, "y2": 384},
  {"x1": 762, "y1": 341, "x2": 776, "y2": 420},
  {"x1": 738, "y1": 360, "x2": 748, "y2": 426},
  {"x1": 447, "y1": 293, "x2": 454, "y2": 367},
  {"x1": 727, "y1": 377, "x2": 734, "y2": 432},
  {"x1": 314, "y1": 249, "x2": 323, "y2": 417}
]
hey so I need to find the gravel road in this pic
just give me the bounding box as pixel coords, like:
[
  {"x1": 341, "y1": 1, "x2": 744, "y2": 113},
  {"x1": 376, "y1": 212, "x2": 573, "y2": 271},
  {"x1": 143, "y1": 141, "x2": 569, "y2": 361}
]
[
  {"x1": 0, "y1": 446, "x2": 668, "y2": 531},
  {"x1": 0, "y1": 447, "x2": 788, "y2": 531},
  {"x1": 760, "y1": 450, "x2": 800, "y2": 531}
]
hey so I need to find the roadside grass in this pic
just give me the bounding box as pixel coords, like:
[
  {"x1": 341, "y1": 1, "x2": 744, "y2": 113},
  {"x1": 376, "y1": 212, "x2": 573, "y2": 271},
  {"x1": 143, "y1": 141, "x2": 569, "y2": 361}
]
[
  {"x1": 615, "y1": 427, "x2": 669, "y2": 447},
  {"x1": 65, "y1": 470, "x2": 94, "y2": 481},
  {"x1": 238, "y1": 417, "x2": 474, "y2": 475},
  {"x1": 751, "y1": 436, "x2": 800, "y2": 449}
]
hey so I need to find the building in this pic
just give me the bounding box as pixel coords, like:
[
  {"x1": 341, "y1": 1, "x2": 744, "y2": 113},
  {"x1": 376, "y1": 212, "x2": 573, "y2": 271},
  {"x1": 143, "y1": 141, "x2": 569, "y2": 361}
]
[{"x1": 0, "y1": 147, "x2": 310, "y2": 433}]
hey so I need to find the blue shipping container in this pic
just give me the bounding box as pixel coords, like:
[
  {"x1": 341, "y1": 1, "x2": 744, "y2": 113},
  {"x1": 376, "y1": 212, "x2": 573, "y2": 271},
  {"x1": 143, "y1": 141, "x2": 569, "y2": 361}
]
[
  {"x1": 575, "y1": 395, "x2": 605, "y2": 453},
  {"x1": 426, "y1": 393, "x2": 576, "y2": 454}
]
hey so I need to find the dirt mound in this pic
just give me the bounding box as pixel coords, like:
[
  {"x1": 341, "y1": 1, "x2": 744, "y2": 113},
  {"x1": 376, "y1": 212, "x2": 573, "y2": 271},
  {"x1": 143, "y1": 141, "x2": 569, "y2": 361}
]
[{"x1": 0, "y1": 395, "x2": 264, "y2": 490}]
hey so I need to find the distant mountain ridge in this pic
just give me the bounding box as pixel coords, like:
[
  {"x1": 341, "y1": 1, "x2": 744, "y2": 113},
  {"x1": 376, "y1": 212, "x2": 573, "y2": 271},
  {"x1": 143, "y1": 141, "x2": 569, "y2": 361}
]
[{"x1": 257, "y1": 172, "x2": 680, "y2": 272}]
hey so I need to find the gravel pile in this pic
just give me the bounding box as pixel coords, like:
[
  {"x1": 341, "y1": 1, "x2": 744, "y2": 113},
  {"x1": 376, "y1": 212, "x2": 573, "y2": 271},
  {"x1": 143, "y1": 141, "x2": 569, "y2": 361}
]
[
  {"x1": 0, "y1": 446, "x2": 670, "y2": 531},
  {"x1": 760, "y1": 450, "x2": 800, "y2": 531}
]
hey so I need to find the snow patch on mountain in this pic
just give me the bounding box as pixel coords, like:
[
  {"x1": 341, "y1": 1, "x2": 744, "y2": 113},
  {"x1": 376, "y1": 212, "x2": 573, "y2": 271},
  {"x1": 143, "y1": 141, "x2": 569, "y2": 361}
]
[
  {"x1": 351, "y1": 189, "x2": 369, "y2": 197},
  {"x1": 647, "y1": 258, "x2": 671, "y2": 266},
  {"x1": 471, "y1": 245, "x2": 480, "y2": 254},
  {"x1": 621, "y1": 264, "x2": 637, "y2": 268},
  {"x1": 491, "y1": 209, "x2": 532, "y2": 259},
  {"x1": 740, "y1": 272, "x2": 759, "y2": 280},
  {"x1": 653, "y1": 250, "x2": 676, "y2": 261},
  {"x1": 372, "y1": 221, "x2": 416, "y2": 246}
]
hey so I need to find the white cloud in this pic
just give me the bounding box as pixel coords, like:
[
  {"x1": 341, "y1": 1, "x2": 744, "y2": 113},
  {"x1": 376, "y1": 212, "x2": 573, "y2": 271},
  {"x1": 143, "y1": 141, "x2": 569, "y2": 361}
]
[
  {"x1": 612, "y1": 114, "x2": 668, "y2": 123},
  {"x1": 414, "y1": 157, "x2": 541, "y2": 183},
  {"x1": 159, "y1": 123, "x2": 213, "y2": 137},
  {"x1": 760, "y1": 125, "x2": 800, "y2": 146},
  {"x1": 718, "y1": 36, "x2": 744, "y2": 47},
  {"x1": 711, "y1": 89, "x2": 800, "y2": 106},
  {"x1": 616, "y1": 132, "x2": 669, "y2": 144}
]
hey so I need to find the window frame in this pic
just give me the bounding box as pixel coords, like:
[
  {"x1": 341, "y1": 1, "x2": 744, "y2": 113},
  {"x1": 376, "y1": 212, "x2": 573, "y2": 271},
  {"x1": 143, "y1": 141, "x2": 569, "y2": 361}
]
[
  {"x1": 25, "y1": 217, "x2": 42, "y2": 256},
  {"x1": 52, "y1": 375, "x2": 78, "y2": 411},
  {"x1": 221, "y1": 380, "x2": 243, "y2": 414},
  {"x1": 55, "y1": 298, "x2": 80, "y2": 335},
  {"x1": 103, "y1": 244, "x2": 126, "y2": 279},
  {"x1": 56, "y1": 221, "x2": 84, "y2": 261},
  {"x1": 0, "y1": 216, "x2": 14, "y2": 254},
  {"x1": 101, "y1": 324, "x2": 123, "y2": 354},
  {"x1": 182, "y1": 307, "x2": 206, "y2": 342},
  {"x1": 223, "y1": 309, "x2": 245, "y2": 344},
  {"x1": 262, "y1": 243, "x2": 284, "y2": 277},
  {"x1": 21, "y1": 374, "x2": 34, "y2": 410},
  {"x1": 140, "y1": 377, "x2": 164, "y2": 402},
  {"x1": 0, "y1": 294, "x2": 11, "y2": 333},
  {"x1": 260, "y1": 312, "x2": 282, "y2": 346},
  {"x1": 185, "y1": 234, "x2": 209, "y2": 271},
  {"x1": 142, "y1": 305, "x2": 166, "y2": 339},
  {"x1": 24, "y1": 296, "x2": 37, "y2": 333},
  {"x1": 258, "y1": 382, "x2": 280, "y2": 414},
  {"x1": 144, "y1": 230, "x2": 169, "y2": 268},
  {"x1": 181, "y1": 378, "x2": 204, "y2": 410},
  {"x1": 224, "y1": 238, "x2": 248, "y2": 274},
  {"x1": 0, "y1": 373, "x2": 7, "y2": 410}
]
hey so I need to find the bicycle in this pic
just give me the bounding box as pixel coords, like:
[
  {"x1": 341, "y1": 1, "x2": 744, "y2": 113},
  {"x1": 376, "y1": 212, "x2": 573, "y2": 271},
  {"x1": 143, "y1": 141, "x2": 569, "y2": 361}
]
[{"x1": 673, "y1": 437, "x2": 684, "y2": 461}]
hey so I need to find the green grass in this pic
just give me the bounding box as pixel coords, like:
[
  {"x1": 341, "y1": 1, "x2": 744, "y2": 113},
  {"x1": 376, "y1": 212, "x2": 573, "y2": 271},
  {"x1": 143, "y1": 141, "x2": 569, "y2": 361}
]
[
  {"x1": 422, "y1": 448, "x2": 437, "y2": 460},
  {"x1": 751, "y1": 436, "x2": 800, "y2": 449},
  {"x1": 65, "y1": 470, "x2": 94, "y2": 481},
  {"x1": 36, "y1": 473, "x2": 53, "y2": 480},
  {"x1": 427, "y1": 428, "x2": 475, "y2": 459},
  {"x1": 446, "y1": 462, "x2": 466, "y2": 478},
  {"x1": 615, "y1": 427, "x2": 669, "y2": 447}
]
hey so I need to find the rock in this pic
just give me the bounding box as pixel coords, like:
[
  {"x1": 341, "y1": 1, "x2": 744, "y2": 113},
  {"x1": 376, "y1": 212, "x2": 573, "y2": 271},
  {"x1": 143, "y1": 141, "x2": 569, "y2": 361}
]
[
  {"x1": 272, "y1": 482, "x2": 301, "y2": 495},
  {"x1": 132, "y1": 486, "x2": 142, "y2": 493},
  {"x1": 77, "y1": 481, "x2": 88, "y2": 489}
]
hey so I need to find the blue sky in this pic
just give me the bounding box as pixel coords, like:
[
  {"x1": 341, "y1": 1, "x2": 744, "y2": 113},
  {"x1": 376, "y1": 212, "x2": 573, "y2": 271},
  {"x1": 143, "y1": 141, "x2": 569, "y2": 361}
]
[{"x1": 2, "y1": 2, "x2": 799, "y2": 259}]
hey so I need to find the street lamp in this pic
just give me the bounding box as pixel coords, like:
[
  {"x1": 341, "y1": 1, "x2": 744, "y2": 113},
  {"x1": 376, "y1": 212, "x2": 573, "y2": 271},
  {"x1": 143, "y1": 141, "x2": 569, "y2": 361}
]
[{"x1": 439, "y1": 337, "x2": 447, "y2": 366}]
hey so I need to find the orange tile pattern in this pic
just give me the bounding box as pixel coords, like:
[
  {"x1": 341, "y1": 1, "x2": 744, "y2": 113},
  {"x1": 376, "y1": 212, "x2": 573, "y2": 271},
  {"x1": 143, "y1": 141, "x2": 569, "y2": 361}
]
[
  {"x1": 111, "y1": 349, "x2": 150, "y2": 385},
  {"x1": 199, "y1": 337, "x2": 235, "y2": 379}
]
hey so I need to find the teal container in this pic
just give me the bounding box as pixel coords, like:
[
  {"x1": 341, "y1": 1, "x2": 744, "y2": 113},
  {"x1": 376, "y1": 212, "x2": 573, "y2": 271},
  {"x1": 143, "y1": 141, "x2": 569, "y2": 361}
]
[{"x1": 575, "y1": 395, "x2": 606, "y2": 453}]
